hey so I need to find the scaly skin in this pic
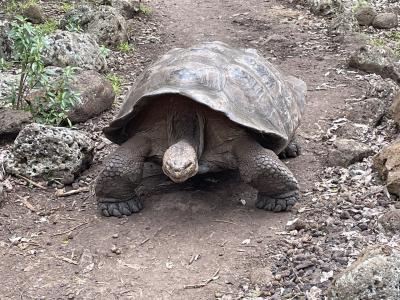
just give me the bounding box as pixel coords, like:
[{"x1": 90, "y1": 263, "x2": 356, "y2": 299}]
[
  {"x1": 233, "y1": 136, "x2": 300, "y2": 212},
  {"x1": 95, "y1": 135, "x2": 150, "y2": 217}
]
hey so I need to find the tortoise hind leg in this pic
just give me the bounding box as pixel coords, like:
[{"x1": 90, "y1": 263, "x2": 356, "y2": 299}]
[
  {"x1": 95, "y1": 135, "x2": 151, "y2": 217},
  {"x1": 279, "y1": 137, "x2": 300, "y2": 159},
  {"x1": 233, "y1": 136, "x2": 300, "y2": 212}
]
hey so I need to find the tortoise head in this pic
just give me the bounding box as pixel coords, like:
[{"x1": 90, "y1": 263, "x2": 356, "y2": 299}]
[
  {"x1": 162, "y1": 140, "x2": 199, "y2": 183},
  {"x1": 162, "y1": 100, "x2": 204, "y2": 183}
]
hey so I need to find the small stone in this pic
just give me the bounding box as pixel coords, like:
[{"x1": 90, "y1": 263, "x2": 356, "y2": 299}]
[
  {"x1": 354, "y1": 5, "x2": 376, "y2": 26},
  {"x1": 391, "y1": 93, "x2": 400, "y2": 126},
  {"x1": 340, "y1": 210, "x2": 351, "y2": 220},
  {"x1": 328, "y1": 138, "x2": 374, "y2": 167},
  {"x1": 372, "y1": 13, "x2": 398, "y2": 29},
  {"x1": 0, "y1": 108, "x2": 33, "y2": 142},
  {"x1": 358, "y1": 223, "x2": 368, "y2": 231},
  {"x1": 111, "y1": 244, "x2": 121, "y2": 254},
  {"x1": 373, "y1": 141, "x2": 400, "y2": 197},
  {"x1": 112, "y1": 233, "x2": 119, "y2": 238},
  {"x1": 79, "y1": 248, "x2": 94, "y2": 273},
  {"x1": 349, "y1": 45, "x2": 400, "y2": 83},
  {"x1": 378, "y1": 210, "x2": 400, "y2": 236},
  {"x1": 23, "y1": 4, "x2": 45, "y2": 24},
  {"x1": 249, "y1": 266, "x2": 274, "y2": 285}
]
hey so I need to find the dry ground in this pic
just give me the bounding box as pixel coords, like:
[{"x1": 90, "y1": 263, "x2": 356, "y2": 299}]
[{"x1": 0, "y1": 0, "x2": 376, "y2": 299}]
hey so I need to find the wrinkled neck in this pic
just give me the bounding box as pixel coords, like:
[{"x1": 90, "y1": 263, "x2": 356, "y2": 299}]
[{"x1": 167, "y1": 107, "x2": 204, "y2": 158}]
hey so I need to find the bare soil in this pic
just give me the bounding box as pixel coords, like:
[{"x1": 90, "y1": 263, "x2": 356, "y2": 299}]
[{"x1": 0, "y1": 0, "x2": 381, "y2": 299}]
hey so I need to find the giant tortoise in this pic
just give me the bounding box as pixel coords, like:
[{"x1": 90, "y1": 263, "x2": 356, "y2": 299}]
[{"x1": 95, "y1": 41, "x2": 307, "y2": 217}]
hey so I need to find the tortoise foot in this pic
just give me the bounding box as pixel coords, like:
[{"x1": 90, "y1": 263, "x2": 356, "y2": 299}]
[
  {"x1": 98, "y1": 198, "x2": 143, "y2": 217},
  {"x1": 256, "y1": 190, "x2": 299, "y2": 212},
  {"x1": 279, "y1": 140, "x2": 300, "y2": 159}
]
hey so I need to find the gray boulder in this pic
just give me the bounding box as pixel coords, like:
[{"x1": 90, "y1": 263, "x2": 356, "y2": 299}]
[
  {"x1": 391, "y1": 93, "x2": 400, "y2": 125},
  {"x1": 0, "y1": 20, "x2": 12, "y2": 60},
  {"x1": 0, "y1": 72, "x2": 20, "y2": 106},
  {"x1": 349, "y1": 45, "x2": 400, "y2": 84},
  {"x1": 0, "y1": 108, "x2": 33, "y2": 141},
  {"x1": 373, "y1": 141, "x2": 400, "y2": 197},
  {"x1": 328, "y1": 245, "x2": 400, "y2": 300},
  {"x1": 42, "y1": 31, "x2": 107, "y2": 72},
  {"x1": 107, "y1": 0, "x2": 140, "y2": 19},
  {"x1": 22, "y1": 4, "x2": 45, "y2": 24},
  {"x1": 3, "y1": 123, "x2": 94, "y2": 184},
  {"x1": 372, "y1": 13, "x2": 398, "y2": 29},
  {"x1": 26, "y1": 67, "x2": 115, "y2": 123},
  {"x1": 378, "y1": 210, "x2": 400, "y2": 236},
  {"x1": 346, "y1": 98, "x2": 386, "y2": 126},
  {"x1": 62, "y1": 5, "x2": 127, "y2": 47},
  {"x1": 328, "y1": 138, "x2": 374, "y2": 167},
  {"x1": 354, "y1": 5, "x2": 376, "y2": 26},
  {"x1": 68, "y1": 70, "x2": 115, "y2": 123}
]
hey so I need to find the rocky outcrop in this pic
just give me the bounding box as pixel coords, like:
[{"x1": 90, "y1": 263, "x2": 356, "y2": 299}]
[
  {"x1": 349, "y1": 45, "x2": 400, "y2": 84},
  {"x1": 373, "y1": 141, "x2": 400, "y2": 197},
  {"x1": 68, "y1": 70, "x2": 115, "y2": 123},
  {"x1": 391, "y1": 93, "x2": 400, "y2": 126},
  {"x1": 372, "y1": 13, "x2": 398, "y2": 29},
  {"x1": 378, "y1": 210, "x2": 400, "y2": 236},
  {"x1": 354, "y1": 5, "x2": 376, "y2": 26},
  {"x1": 328, "y1": 245, "x2": 400, "y2": 300},
  {"x1": 42, "y1": 31, "x2": 107, "y2": 71},
  {"x1": 0, "y1": 73, "x2": 20, "y2": 106},
  {"x1": 328, "y1": 138, "x2": 374, "y2": 167},
  {"x1": 62, "y1": 5, "x2": 127, "y2": 46},
  {"x1": 22, "y1": 4, "x2": 45, "y2": 24},
  {"x1": 3, "y1": 124, "x2": 94, "y2": 184},
  {"x1": 0, "y1": 108, "x2": 33, "y2": 142},
  {"x1": 0, "y1": 20, "x2": 12, "y2": 60}
]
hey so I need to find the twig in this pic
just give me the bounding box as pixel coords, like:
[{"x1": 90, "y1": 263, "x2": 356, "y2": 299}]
[
  {"x1": 213, "y1": 219, "x2": 239, "y2": 226},
  {"x1": 184, "y1": 268, "x2": 220, "y2": 289},
  {"x1": 55, "y1": 187, "x2": 90, "y2": 197},
  {"x1": 55, "y1": 256, "x2": 78, "y2": 265},
  {"x1": 52, "y1": 222, "x2": 88, "y2": 237},
  {"x1": 15, "y1": 174, "x2": 46, "y2": 190},
  {"x1": 16, "y1": 195, "x2": 37, "y2": 212},
  {"x1": 139, "y1": 238, "x2": 150, "y2": 246}
]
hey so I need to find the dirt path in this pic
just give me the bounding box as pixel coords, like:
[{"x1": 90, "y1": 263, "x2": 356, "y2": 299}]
[{"x1": 0, "y1": 0, "x2": 368, "y2": 299}]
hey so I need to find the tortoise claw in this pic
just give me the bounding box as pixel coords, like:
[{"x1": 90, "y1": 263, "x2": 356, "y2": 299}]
[{"x1": 98, "y1": 198, "x2": 143, "y2": 217}]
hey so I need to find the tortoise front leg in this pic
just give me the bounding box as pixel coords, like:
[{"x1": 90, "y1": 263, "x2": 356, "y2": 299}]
[
  {"x1": 233, "y1": 136, "x2": 300, "y2": 212},
  {"x1": 95, "y1": 135, "x2": 151, "y2": 217}
]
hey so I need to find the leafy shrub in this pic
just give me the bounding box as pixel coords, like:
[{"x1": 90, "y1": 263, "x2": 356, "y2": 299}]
[
  {"x1": 106, "y1": 73, "x2": 122, "y2": 95},
  {"x1": 8, "y1": 17, "x2": 81, "y2": 126}
]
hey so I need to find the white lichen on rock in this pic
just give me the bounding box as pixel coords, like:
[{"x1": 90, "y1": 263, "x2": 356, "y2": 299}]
[{"x1": 3, "y1": 123, "x2": 94, "y2": 184}]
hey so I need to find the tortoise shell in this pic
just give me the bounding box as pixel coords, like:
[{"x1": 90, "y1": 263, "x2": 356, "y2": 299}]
[{"x1": 104, "y1": 41, "x2": 307, "y2": 153}]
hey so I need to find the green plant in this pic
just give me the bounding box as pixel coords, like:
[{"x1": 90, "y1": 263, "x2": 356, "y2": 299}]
[
  {"x1": 33, "y1": 66, "x2": 81, "y2": 126},
  {"x1": 36, "y1": 20, "x2": 59, "y2": 35},
  {"x1": 139, "y1": 4, "x2": 152, "y2": 15},
  {"x1": 106, "y1": 73, "x2": 122, "y2": 95},
  {"x1": 0, "y1": 58, "x2": 12, "y2": 71},
  {"x1": 65, "y1": 16, "x2": 82, "y2": 32},
  {"x1": 60, "y1": 2, "x2": 74, "y2": 13},
  {"x1": 9, "y1": 16, "x2": 46, "y2": 109},
  {"x1": 370, "y1": 38, "x2": 386, "y2": 47},
  {"x1": 99, "y1": 45, "x2": 110, "y2": 59},
  {"x1": 117, "y1": 41, "x2": 134, "y2": 53},
  {"x1": 352, "y1": 0, "x2": 369, "y2": 12},
  {"x1": 389, "y1": 31, "x2": 400, "y2": 42},
  {"x1": 8, "y1": 17, "x2": 80, "y2": 126},
  {"x1": 5, "y1": 0, "x2": 38, "y2": 14}
]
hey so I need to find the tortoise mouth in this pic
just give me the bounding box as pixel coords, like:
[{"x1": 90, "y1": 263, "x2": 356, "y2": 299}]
[{"x1": 162, "y1": 161, "x2": 198, "y2": 183}]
